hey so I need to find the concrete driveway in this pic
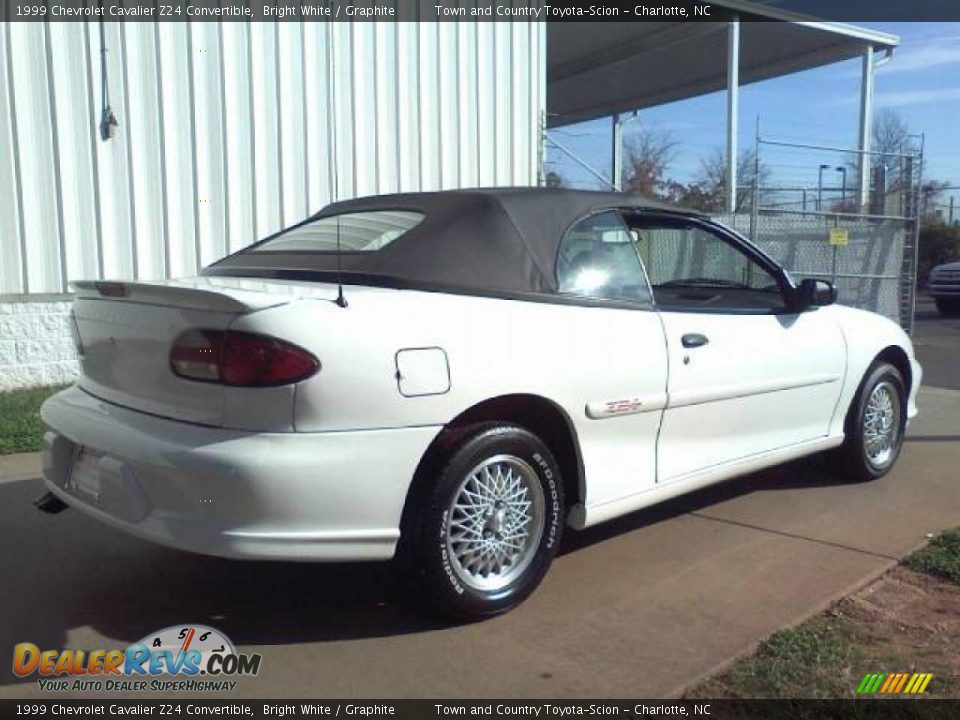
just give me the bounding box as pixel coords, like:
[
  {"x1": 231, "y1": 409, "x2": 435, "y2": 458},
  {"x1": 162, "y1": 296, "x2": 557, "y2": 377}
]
[
  {"x1": 1, "y1": 314, "x2": 957, "y2": 699},
  {"x1": 913, "y1": 294, "x2": 960, "y2": 390}
]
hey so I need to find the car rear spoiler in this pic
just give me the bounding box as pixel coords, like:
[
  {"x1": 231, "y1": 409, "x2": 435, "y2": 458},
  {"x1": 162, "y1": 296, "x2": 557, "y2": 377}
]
[{"x1": 71, "y1": 280, "x2": 291, "y2": 314}]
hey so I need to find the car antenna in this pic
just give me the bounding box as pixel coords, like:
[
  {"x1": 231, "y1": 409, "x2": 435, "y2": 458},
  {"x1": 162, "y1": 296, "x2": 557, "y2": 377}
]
[
  {"x1": 334, "y1": 214, "x2": 347, "y2": 308},
  {"x1": 328, "y1": 32, "x2": 347, "y2": 308}
]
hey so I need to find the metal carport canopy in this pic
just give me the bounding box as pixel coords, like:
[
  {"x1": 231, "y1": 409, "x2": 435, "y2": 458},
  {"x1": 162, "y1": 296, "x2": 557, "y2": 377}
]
[{"x1": 546, "y1": 2, "x2": 900, "y2": 128}]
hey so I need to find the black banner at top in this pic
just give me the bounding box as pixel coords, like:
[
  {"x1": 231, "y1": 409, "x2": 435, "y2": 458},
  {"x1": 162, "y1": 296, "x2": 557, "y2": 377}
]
[{"x1": 0, "y1": 0, "x2": 958, "y2": 23}]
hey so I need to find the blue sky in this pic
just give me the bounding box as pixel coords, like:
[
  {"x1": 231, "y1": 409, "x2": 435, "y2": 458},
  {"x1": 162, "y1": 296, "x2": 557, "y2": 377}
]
[{"x1": 546, "y1": 22, "x2": 960, "y2": 209}]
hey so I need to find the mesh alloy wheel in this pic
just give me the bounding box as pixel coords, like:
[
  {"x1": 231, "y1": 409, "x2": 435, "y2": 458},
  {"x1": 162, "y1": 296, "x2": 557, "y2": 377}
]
[
  {"x1": 399, "y1": 423, "x2": 565, "y2": 620},
  {"x1": 862, "y1": 380, "x2": 901, "y2": 469},
  {"x1": 838, "y1": 362, "x2": 906, "y2": 483},
  {"x1": 444, "y1": 454, "x2": 546, "y2": 592}
]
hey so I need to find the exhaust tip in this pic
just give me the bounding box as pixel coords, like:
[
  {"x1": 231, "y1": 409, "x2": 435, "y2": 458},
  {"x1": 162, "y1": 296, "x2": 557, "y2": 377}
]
[{"x1": 34, "y1": 492, "x2": 69, "y2": 514}]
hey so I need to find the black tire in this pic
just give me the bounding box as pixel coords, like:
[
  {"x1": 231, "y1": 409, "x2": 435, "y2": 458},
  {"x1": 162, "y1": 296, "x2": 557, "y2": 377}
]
[
  {"x1": 838, "y1": 362, "x2": 907, "y2": 483},
  {"x1": 934, "y1": 297, "x2": 960, "y2": 316},
  {"x1": 400, "y1": 423, "x2": 565, "y2": 620}
]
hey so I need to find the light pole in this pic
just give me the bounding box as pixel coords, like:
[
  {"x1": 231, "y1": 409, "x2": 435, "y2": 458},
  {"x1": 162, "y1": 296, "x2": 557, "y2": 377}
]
[
  {"x1": 835, "y1": 166, "x2": 847, "y2": 208},
  {"x1": 817, "y1": 164, "x2": 829, "y2": 211}
]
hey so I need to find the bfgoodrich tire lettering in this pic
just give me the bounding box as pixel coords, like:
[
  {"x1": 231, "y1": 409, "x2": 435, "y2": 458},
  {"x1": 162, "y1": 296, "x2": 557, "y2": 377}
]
[{"x1": 409, "y1": 424, "x2": 565, "y2": 620}]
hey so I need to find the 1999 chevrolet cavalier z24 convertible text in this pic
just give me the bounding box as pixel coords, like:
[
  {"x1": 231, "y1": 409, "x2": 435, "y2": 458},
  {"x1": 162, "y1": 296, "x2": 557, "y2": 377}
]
[{"x1": 39, "y1": 189, "x2": 921, "y2": 618}]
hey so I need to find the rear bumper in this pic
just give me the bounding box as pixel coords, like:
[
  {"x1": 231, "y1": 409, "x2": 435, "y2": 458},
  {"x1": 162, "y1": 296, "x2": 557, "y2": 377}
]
[{"x1": 40, "y1": 386, "x2": 439, "y2": 561}]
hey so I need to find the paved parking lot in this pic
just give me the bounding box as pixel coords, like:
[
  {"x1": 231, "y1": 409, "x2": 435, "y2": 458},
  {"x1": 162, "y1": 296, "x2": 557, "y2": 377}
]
[
  {"x1": 1, "y1": 304, "x2": 958, "y2": 699},
  {"x1": 913, "y1": 294, "x2": 960, "y2": 391}
]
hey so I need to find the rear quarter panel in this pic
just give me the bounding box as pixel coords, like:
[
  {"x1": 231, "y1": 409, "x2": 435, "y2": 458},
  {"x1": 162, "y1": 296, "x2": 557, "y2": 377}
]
[{"x1": 231, "y1": 287, "x2": 670, "y2": 509}]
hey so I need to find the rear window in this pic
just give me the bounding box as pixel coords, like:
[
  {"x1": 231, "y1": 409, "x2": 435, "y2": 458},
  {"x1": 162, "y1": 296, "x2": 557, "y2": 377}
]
[{"x1": 251, "y1": 210, "x2": 423, "y2": 253}]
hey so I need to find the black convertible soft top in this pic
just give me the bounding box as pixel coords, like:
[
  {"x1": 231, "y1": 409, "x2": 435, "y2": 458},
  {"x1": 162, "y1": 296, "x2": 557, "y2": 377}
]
[{"x1": 205, "y1": 188, "x2": 704, "y2": 296}]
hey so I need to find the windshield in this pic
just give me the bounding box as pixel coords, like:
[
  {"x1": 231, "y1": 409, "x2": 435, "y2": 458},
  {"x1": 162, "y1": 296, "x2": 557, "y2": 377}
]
[{"x1": 251, "y1": 210, "x2": 424, "y2": 254}]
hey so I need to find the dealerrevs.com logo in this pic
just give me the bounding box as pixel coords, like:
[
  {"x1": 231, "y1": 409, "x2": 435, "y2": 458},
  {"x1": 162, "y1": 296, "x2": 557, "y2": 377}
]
[{"x1": 13, "y1": 625, "x2": 262, "y2": 692}]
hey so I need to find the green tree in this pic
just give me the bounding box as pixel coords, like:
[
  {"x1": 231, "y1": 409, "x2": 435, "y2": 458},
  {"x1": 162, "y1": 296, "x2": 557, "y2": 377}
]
[{"x1": 918, "y1": 221, "x2": 960, "y2": 286}]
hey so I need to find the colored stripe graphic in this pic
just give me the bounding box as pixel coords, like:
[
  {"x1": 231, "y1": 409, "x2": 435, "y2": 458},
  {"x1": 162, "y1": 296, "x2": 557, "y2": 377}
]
[
  {"x1": 857, "y1": 673, "x2": 885, "y2": 694},
  {"x1": 857, "y1": 672, "x2": 933, "y2": 694},
  {"x1": 893, "y1": 673, "x2": 909, "y2": 693}
]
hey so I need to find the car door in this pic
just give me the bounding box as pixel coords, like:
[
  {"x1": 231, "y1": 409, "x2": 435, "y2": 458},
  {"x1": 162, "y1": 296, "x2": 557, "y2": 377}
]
[
  {"x1": 627, "y1": 214, "x2": 845, "y2": 483},
  {"x1": 554, "y1": 210, "x2": 669, "y2": 509}
]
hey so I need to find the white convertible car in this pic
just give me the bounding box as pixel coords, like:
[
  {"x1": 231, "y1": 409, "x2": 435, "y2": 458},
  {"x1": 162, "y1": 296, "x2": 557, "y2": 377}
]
[{"x1": 39, "y1": 188, "x2": 921, "y2": 619}]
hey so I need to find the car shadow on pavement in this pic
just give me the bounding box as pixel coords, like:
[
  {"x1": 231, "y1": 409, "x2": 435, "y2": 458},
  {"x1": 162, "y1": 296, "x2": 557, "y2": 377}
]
[
  {"x1": 0, "y1": 476, "x2": 447, "y2": 689},
  {"x1": 0, "y1": 454, "x2": 853, "y2": 686},
  {"x1": 561, "y1": 454, "x2": 857, "y2": 554}
]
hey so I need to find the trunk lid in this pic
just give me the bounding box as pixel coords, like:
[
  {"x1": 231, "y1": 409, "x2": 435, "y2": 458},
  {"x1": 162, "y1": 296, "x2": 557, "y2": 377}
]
[{"x1": 71, "y1": 278, "x2": 335, "y2": 426}]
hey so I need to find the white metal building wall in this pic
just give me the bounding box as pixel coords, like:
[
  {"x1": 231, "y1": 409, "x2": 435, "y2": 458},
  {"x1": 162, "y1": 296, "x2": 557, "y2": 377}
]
[{"x1": 0, "y1": 20, "x2": 546, "y2": 295}]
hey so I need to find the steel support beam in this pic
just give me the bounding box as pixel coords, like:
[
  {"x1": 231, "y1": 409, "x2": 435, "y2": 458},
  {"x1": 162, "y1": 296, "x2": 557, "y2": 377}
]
[
  {"x1": 726, "y1": 19, "x2": 740, "y2": 213},
  {"x1": 612, "y1": 113, "x2": 622, "y2": 191},
  {"x1": 611, "y1": 111, "x2": 638, "y2": 192},
  {"x1": 857, "y1": 45, "x2": 874, "y2": 210}
]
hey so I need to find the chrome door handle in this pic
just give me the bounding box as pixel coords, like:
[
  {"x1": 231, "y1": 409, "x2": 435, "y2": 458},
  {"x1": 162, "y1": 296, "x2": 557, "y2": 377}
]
[{"x1": 681, "y1": 333, "x2": 709, "y2": 349}]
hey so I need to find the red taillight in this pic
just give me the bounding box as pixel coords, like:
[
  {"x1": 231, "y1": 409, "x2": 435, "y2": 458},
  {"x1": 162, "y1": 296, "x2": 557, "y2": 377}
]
[
  {"x1": 221, "y1": 331, "x2": 319, "y2": 386},
  {"x1": 170, "y1": 330, "x2": 319, "y2": 386}
]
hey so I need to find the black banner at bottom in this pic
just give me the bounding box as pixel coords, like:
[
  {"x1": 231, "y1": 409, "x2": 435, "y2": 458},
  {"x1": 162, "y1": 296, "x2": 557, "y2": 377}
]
[{"x1": 1, "y1": 700, "x2": 959, "y2": 720}]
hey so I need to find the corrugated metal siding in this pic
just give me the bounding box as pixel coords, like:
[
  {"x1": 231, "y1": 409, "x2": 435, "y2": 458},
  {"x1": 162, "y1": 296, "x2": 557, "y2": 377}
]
[{"x1": 0, "y1": 20, "x2": 545, "y2": 295}]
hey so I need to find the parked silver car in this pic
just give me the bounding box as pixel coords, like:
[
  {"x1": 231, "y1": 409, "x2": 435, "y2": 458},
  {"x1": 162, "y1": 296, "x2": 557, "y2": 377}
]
[{"x1": 929, "y1": 261, "x2": 960, "y2": 316}]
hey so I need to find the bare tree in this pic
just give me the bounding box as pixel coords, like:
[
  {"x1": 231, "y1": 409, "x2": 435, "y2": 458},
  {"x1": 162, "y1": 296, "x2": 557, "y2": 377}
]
[
  {"x1": 690, "y1": 147, "x2": 770, "y2": 213},
  {"x1": 621, "y1": 126, "x2": 679, "y2": 198},
  {"x1": 873, "y1": 109, "x2": 914, "y2": 156},
  {"x1": 871, "y1": 109, "x2": 915, "y2": 193},
  {"x1": 845, "y1": 109, "x2": 919, "y2": 210}
]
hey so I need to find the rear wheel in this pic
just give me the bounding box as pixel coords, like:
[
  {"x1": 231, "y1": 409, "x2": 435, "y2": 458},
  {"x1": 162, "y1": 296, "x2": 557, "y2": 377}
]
[
  {"x1": 838, "y1": 362, "x2": 906, "y2": 482},
  {"x1": 934, "y1": 297, "x2": 960, "y2": 316},
  {"x1": 401, "y1": 424, "x2": 565, "y2": 620}
]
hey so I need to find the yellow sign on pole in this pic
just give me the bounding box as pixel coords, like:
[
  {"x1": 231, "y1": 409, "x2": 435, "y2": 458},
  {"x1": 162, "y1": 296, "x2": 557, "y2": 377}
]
[{"x1": 829, "y1": 228, "x2": 849, "y2": 246}]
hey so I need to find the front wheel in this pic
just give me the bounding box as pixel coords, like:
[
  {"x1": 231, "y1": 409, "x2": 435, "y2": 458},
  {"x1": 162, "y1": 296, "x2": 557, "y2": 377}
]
[
  {"x1": 403, "y1": 424, "x2": 565, "y2": 620},
  {"x1": 838, "y1": 362, "x2": 907, "y2": 482}
]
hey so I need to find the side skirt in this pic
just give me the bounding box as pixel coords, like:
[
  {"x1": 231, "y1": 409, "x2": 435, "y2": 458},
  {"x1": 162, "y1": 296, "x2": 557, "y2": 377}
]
[{"x1": 567, "y1": 435, "x2": 845, "y2": 530}]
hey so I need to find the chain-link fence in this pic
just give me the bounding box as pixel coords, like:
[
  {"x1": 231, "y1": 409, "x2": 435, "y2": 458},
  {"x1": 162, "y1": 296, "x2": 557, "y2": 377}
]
[
  {"x1": 715, "y1": 211, "x2": 916, "y2": 328},
  {"x1": 738, "y1": 136, "x2": 923, "y2": 332},
  {"x1": 542, "y1": 127, "x2": 923, "y2": 332}
]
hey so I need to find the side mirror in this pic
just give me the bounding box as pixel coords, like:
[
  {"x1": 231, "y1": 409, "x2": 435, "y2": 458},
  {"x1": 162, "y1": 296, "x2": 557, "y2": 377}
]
[{"x1": 796, "y1": 278, "x2": 837, "y2": 309}]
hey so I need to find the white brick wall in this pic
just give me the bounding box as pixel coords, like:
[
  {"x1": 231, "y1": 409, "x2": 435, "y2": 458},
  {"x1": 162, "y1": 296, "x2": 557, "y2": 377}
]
[{"x1": 0, "y1": 297, "x2": 79, "y2": 392}]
